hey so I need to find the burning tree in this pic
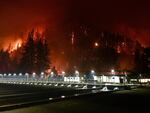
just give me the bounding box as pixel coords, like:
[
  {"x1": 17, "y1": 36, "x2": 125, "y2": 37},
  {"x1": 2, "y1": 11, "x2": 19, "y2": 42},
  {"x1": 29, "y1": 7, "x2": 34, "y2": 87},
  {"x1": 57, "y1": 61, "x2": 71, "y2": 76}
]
[
  {"x1": 19, "y1": 30, "x2": 35, "y2": 73},
  {"x1": 35, "y1": 34, "x2": 50, "y2": 74},
  {"x1": 19, "y1": 30, "x2": 51, "y2": 74}
]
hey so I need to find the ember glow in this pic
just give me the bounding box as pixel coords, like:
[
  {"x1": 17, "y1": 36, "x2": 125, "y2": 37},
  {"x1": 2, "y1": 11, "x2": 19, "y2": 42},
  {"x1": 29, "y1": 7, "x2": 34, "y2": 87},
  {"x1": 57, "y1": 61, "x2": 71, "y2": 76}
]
[
  {"x1": 3, "y1": 37, "x2": 23, "y2": 52},
  {"x1": 33, "y1": 25, "x2": 46, "y2": 38},
  {"x1": 2, "y1": 25, "x2": 45, "y2": 52},
  {"x1": 94, "y1": 42, "x2": 99, "y2": 47},
  {"x1": 10, "y1": 39, "x2": 22, "y2": 52},
  {"x1": 0, "y1": 0, "x2": 149, "y2": 73}
]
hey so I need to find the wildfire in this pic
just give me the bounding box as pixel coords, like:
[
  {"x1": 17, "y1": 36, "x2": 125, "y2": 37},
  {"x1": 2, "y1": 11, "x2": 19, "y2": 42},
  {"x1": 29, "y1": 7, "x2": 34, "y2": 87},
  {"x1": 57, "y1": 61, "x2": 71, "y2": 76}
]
[
  {"x1": 1, "y1": 25, "x2": 46, "y2": 54},
  {"x1": 33, "y1": 26, "x2": 46, "y2": 39},
  {"x1": 35, "y1": 26, "x2": 45, "y2": 35},
  {"x1": 14, "y1": 39, "x2": 22, "y2": 49},
  {"x1": 94, "y1": 42, "x2": 99, "y2": 47},
  {"x1": 8, "y1": 39, "x2": 22, "y2": 52}
]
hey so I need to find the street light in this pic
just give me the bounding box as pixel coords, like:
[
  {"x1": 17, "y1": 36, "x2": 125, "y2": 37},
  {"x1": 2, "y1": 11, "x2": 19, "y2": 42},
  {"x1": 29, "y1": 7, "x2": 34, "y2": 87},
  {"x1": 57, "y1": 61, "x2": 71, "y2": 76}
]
[
  {"x1": 25, "y1": 73, "x2": 29, "y2": 76},
  {"x1": 111, "y1": 69, "x2": 115, "y2": 73},
  {"x1": 32, "y1": 72, "x2": 36, "y2": 78},
  {"x1": 124, "y1": 72, "x2": 127, "y2": 83},
  {"x1": 139, "y1": 74, "x2": 142, "y2": 77},
  {"x1": 139, "y1": 74, "x2": 142, "y2": 84},
  {"x1": 41, "y1": 72, "x2": 44, "y2": 80},
  {"x1": 41, "y1": 72, "x2": 44, "y2": 75},
  {"x1": 13, "y1": 73, "x2": 17, "y2": 76},
  {"x1": 91, "y1": 70, "x2": 95, "y2": 74},
  {"x1": 75, "y1": 70, "x2": 79, "y2": 77},
  {"x1": 51, "y1": 72, "x2": 54, "y2": 76},
  {"x1": 111, "y1": 69, "x2": 115, "y2": 75},
  {"x1": 32, "y1": 72, "x2": 36, "y2": 82},
  {"x1": 62, "y1": 71, "x2": 65, "y2": 77},
  {"x1": 25, "y1": 73, "x2": 29, "y2": 82},
  {"x1": 32, "y1": 72, "x2": 36, "y2": 76},
  {"x1": 91, "y1": 70, "x2": 96, "y2": 82},
  {"x1": 19, "y1": 73, "x2": 22, "y2": 76},
  {"x1": 62, "y1": 71, "x2": 65, "y2": 74}
]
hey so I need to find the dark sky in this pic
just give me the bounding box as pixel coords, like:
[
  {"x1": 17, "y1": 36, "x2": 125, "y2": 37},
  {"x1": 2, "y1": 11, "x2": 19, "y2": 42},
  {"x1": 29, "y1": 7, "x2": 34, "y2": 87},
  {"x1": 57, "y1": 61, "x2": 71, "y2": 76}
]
[{"x1": 0, "y1": 0, "x2": 150, "y2": 48}]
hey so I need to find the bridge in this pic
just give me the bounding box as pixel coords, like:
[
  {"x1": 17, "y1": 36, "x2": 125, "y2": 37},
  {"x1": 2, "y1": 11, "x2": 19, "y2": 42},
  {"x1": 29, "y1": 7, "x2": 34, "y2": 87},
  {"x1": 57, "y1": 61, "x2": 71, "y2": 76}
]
[
  {"x1": 0, "y1": 73, "x2": 140, "y2": 111},
  {"x1": 0, "y1": 73, "x2": 139, "y2": 91}
]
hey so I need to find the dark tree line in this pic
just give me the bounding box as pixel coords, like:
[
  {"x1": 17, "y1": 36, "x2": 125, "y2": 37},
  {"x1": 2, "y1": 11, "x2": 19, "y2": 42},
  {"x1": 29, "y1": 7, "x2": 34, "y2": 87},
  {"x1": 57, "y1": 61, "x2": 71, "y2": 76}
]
[
  {"x1": 0, "y1": 49, "x2": 11, "y2": 73},
  {"x1": 19, "y1": 30, "x2": 50, "y2": 74},
  {"x1": 64, "y1": 24, "x2": 145, "y2": 73},
  {"x1": 0, "y1": 30, "x2": 51, "y2": 74}
]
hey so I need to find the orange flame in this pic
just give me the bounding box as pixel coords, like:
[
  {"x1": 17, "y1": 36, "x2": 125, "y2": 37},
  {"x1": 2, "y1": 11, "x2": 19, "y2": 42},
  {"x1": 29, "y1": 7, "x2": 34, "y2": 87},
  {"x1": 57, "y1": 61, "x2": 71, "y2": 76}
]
[
  {"x1": 13, "y1": 39, "x2": 22, "y2": 50},
  {"x1": 2, "y1": 25, "x2": 46, "y2": 53},
  {"x1": 8, "y1": 39, "x2": 22, "y2": 52}
]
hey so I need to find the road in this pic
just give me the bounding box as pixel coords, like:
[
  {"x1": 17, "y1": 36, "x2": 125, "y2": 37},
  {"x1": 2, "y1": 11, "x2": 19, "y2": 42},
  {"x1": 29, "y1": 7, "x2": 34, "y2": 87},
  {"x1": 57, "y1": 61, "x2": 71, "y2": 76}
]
[
  {"x1": 0, "y1": 83, "x2": 98, "y2": 111},
  {"x1": 0, "y1": 82, "x2": 140, "y2": 112},
  {"x1": 0, "y1": 86, "x2": 150, "y2": 113}
]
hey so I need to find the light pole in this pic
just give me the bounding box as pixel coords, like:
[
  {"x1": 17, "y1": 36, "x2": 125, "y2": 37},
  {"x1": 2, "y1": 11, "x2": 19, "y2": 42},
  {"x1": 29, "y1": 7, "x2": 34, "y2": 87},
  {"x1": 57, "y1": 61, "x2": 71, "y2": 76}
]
[
  {"x1": 125, "y1": 72, "x2": 127, "y2": 84},
  {"x1": 91, "y1": 70, "x2": 95, "y2": 83},
  {"x1": 41, "y1": 72, "x2": 44, "y2": 82},
  {"x1": 25, "y1": 73, "x2": 29, "y2": 82},
  {"x1": 13, "y1": 73, "x2": 16, "y2": 82},
  {"x1": 32, "y1": 72, "x2": 36, "y2": 82},
  {"x1": 62, "y1": 71, "x2": 65, "y2": 77},
  {"x1": 51, "y1": 72, "x2": 54, "y2": 83},
  {"x1": 8, "y1": 73, "x2": 11, "y2": 82},
  {"x1": 0, "y1": 74, "x2": 3, "y2": 82},
  {"x1": 139, "y1": 74, "x2": 142, "y2": 85},
  {"x1": 62, "y1": 71, "x2": 65, "y2": 82},
  {"x1": 111, "y1": 69, "x2": 115, "y2": 75},
  {"x1": 75, "y1": 70, "x2": 79, "y2": 77}
]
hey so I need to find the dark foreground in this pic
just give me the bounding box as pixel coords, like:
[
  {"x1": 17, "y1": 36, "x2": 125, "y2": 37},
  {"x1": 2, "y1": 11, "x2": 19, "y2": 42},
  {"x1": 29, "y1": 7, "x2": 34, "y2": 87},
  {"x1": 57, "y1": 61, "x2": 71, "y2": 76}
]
[
  {"x1": 0, "y1": 84, "x2": 149, "y2": 113},
  {"x1": 0, "y1": 83, "x2": 92, "y2": 110}
]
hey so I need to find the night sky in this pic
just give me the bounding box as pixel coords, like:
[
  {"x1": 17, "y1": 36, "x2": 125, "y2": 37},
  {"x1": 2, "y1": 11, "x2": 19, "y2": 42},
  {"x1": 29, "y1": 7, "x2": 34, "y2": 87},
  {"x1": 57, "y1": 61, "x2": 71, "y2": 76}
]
[{"x1": 0, "y1": 0, "x2": 150, "y2": 48}]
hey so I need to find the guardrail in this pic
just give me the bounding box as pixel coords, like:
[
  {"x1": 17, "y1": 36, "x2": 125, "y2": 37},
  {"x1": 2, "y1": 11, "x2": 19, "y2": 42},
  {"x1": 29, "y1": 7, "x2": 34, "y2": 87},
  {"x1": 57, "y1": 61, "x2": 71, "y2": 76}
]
[{"x1": 0, "y1": 74, "x2": 140, "y2": 87}]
